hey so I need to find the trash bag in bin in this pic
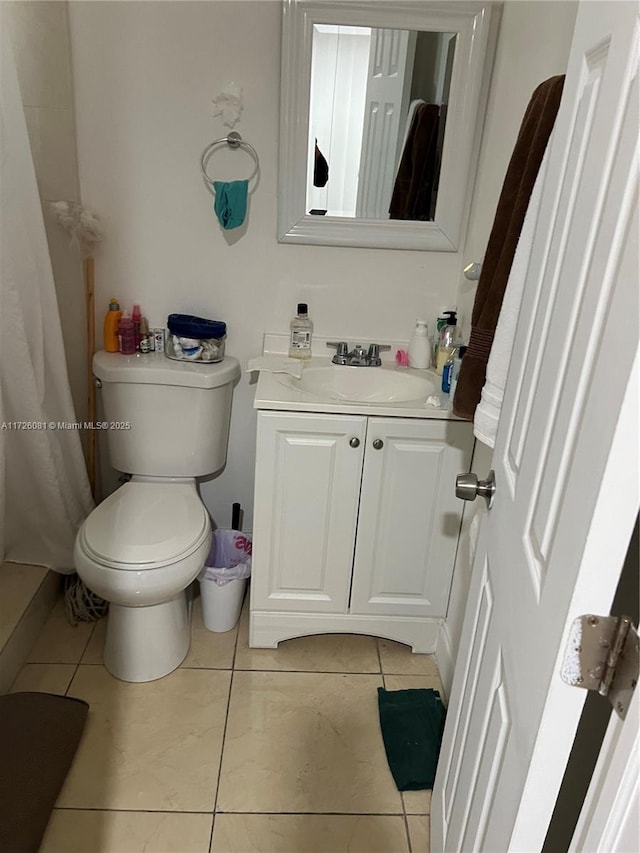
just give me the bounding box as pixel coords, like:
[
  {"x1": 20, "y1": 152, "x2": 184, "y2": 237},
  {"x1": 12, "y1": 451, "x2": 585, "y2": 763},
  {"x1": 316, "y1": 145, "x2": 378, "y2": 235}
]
[{"x1": 198, "y1": 529, "x2": 252, "y2": 586}]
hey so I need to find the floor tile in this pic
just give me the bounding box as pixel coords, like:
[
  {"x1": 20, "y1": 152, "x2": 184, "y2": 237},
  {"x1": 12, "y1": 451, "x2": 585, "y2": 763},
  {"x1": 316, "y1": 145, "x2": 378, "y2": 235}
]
[
  {"x1": 378, "y1": 640, "x2": 440, "y2": 677},
  {"x1": 40, "y1": 809, "x2": 213, "y2": 853},
  {"x1": 236, "y1": 606, "x2": 380, "y2": 673},
  {"x1": 210, "y1": 814, "x2": 410, "y2": 853},
  {"x1": 217, "y1": 671, "x2": 402, "y2": 814},
  {"x1": 403, "y1": 789, "x2": 432, "y2": 816},
  {"x1": 0, "y1": 562, "x2": 48, "y2": 648},
  {"x1": 407, "y1": 815, "x2": 430, "y2": 851},
  {"x1": 182, "y1": 598, "x2": 237, "y2": 669},
  {"x1": 57, "y1": 665, "x2": 231, "y2": 811},
  {"x1": 10, "y1": 663, "x2": 76, "y2": 694},
  {"x1": 80, "y1": 616, "x2": 106, "y2": 664},
  {"x1": 27, "y1": 598, "x2": 94, "y2": 664}
]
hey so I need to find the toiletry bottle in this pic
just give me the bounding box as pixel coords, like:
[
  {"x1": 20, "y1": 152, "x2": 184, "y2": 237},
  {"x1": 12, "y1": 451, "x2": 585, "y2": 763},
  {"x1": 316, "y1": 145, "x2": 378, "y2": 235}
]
[
  {"x1": 139, "y1": 317, "x2": 151, "y2": 353},
  {"x1": 448, "y1": 345, "x2": 467, "y2": 400},
  {"x1": 433, "y1": 306, "x2": 454, "y2": 366},
  {"x1": 103, "y1": 298, "x2": 122, "y2": 352},
  {"x1": 442, "y1": 346, "x2": 460, "y2": 393},
  {"x1": 118, "y1": 312, "x2": 136, "y2": 355},
  {"x1": 289, "y1": 303, "x2": 313, "y2": 359},
  {"x1": 407, "y1": 319, "x2": 431, "y2": 369},
  {"x1": 436, "y1": 311, "x2": 461, "y2": 375},
  {"x1": 132, "y1": 303, "x2": 142, "y2": 351}
]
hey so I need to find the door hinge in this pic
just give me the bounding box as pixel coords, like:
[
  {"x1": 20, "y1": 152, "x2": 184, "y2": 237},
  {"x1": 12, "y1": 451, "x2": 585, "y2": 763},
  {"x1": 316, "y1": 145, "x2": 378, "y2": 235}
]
[{"x1": 561, "y1": 614, "x2": 638, "y2": 719}]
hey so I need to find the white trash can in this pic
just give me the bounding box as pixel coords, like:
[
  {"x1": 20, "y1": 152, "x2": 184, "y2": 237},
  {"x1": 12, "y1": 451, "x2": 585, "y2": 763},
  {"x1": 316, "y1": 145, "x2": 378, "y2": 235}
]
[
  {"x1": 198, "y1": 528, "x2": 251, "y2": 632},
  {"x1": 199, "y1": 576, "x2": 247, "y2": 633}
]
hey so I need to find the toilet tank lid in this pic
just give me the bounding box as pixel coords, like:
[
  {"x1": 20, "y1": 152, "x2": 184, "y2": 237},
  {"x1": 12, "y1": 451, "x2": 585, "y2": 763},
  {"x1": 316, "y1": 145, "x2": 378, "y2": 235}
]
[{"x1": 93, "y1": 351, "x2": 240, "y2": 389}]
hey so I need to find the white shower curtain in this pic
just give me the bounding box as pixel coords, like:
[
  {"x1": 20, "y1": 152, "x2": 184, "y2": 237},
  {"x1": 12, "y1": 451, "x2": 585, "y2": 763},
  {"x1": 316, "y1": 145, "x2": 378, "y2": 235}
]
[{"x1": 0, "y1": 15, "x2": 93, "y2": 571}]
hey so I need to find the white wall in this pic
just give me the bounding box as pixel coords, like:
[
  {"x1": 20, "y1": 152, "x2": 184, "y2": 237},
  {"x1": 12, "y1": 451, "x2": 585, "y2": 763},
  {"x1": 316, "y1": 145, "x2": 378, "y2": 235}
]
[
  {"x1": 68, "y1": 0, "x2": 577, "y2": 541},
  {"x1": 7, "y1": 1, "x2": 86, "y2": 436}
]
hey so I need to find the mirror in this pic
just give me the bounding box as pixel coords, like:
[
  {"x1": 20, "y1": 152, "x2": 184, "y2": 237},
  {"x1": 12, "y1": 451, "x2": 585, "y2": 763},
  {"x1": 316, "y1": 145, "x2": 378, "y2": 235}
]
[
  {"x1": 278, "y1": 1, "x2": 500, "y2": 251},
  {"x1": 307, "y1": 25, "x2": 456, "y2": 221}
]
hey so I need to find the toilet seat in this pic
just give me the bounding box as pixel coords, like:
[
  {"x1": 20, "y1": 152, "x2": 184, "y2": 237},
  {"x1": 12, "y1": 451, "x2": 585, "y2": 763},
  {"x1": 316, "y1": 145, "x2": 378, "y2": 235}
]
[{"x1": 79, "y1": 481, "x2": 210, "y2": 570}]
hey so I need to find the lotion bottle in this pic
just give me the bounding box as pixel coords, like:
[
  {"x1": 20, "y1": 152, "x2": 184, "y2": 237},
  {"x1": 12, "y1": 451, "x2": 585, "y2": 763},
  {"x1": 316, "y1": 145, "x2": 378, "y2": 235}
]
[
  {"x1": 407, "y1": 319, "x2": 431, "y2": 369},
  {"x1": 103, "y1": 298, "x2": 122, "y2": 353}
]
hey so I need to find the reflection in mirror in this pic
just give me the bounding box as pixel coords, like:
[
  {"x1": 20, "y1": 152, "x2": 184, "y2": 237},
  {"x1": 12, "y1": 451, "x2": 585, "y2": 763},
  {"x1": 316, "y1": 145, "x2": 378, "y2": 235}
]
[{"x1": 307, "y1": 25, "x2": 456, "y2": 221}]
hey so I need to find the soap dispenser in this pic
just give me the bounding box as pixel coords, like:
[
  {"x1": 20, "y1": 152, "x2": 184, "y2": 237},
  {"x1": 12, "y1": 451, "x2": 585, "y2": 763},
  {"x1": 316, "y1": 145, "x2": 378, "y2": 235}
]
[
  {"x1": 407, "y1": 319, "x2": 431, "y2": 369},
  {"x1": 436, "y1": 311, "x2": 461, "y2": 374}
]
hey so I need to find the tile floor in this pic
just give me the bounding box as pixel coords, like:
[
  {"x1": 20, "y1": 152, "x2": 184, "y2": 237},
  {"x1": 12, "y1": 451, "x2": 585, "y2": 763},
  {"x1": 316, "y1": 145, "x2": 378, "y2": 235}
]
[{"x1": 11, "y1": 594, "x2": 443, "y2": 853}]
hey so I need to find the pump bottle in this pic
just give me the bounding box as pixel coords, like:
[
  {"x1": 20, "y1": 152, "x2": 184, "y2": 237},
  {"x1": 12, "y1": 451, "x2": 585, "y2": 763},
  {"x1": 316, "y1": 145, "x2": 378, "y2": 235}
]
[{"x1": 407, "y1": 319, "x2": 431, "y2": 369}]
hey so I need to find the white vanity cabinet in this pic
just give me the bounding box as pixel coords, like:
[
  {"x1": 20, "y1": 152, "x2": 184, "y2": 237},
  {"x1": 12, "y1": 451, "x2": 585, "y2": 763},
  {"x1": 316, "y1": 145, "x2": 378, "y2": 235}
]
[{"x1": 250, "y1": 410, "x2": 474, "y2": 652}]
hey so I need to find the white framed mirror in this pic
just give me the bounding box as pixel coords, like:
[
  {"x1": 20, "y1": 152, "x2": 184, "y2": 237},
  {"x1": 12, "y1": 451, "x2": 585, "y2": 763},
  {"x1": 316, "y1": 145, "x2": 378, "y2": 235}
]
[{"x1": 278, "y1": 0, "x2": 501, "y2": 251}]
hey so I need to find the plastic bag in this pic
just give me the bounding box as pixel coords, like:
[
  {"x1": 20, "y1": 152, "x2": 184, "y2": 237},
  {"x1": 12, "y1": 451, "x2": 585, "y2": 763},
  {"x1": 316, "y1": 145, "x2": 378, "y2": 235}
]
[{"x1": 198, "y1": 529, "x2": 252, "y2": 586}]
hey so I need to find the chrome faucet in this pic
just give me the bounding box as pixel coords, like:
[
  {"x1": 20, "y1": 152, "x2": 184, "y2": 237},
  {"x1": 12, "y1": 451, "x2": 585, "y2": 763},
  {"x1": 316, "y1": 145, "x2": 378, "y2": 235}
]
[{"x1": 326, "y1": 342, "x2": 391, "y2": 367}]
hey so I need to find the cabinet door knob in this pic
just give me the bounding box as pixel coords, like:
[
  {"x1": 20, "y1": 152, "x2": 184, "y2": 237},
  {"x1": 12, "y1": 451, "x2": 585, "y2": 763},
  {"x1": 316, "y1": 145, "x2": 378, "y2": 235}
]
[
  {"x1": 349, "y1": 437, "x2": 360, "y2": 448},
  {"x1": 372, "y1": 439, "x2": 384, "y2": 450}
]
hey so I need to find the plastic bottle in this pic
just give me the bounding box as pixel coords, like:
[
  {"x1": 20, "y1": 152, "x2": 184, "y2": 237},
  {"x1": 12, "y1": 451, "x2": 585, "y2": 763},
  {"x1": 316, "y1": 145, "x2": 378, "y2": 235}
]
[
  {"x1": 436, "y1": 311, "x2": 461, "y2": 375},
  {"x1": 407, "y1": 319, "x2": 431, "y2": 369},
  {"x1": 448, "y1": 345, "x2": 467, "y2": 400},
  {"x1": 132, "y1": 303, "x2": 142, "y2": 351},
  {"x1": 433, "y1": 306, "x2": 455, "y2": 366},
  {"x1": 289, "y1": 303, "x2": 313, "y2": 359},
  {"x1": 139, "y1": 317, "x2": 151, "y2": 353},
  {"x1": 103, "y1": 298, "x2": 123, "y2": 353},
  {"x1": 118, "y1": 312, "x2": 136, "y2": 355}
]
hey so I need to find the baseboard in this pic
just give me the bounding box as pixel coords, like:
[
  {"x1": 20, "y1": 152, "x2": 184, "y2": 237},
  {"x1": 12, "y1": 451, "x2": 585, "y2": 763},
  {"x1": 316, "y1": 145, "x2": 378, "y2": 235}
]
[{"x1": 435, "y1": 621, "x2": 455, "y2": 701}]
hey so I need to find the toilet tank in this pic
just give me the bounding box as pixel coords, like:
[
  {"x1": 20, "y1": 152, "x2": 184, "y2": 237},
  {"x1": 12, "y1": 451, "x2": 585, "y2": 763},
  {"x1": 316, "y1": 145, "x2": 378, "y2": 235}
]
[{"x1": 93, "y1": 351, "x2": 241, "y2": 477}]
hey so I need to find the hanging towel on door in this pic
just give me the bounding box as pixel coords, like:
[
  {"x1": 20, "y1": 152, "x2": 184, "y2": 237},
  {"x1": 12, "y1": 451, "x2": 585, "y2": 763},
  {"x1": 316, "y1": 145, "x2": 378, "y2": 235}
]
[
  {"x1": 452, "y1": 75, "x2": 565, "y2": 421},
  {"x1": 473, "y1": 144, "x2": 551, "y2": 447}
]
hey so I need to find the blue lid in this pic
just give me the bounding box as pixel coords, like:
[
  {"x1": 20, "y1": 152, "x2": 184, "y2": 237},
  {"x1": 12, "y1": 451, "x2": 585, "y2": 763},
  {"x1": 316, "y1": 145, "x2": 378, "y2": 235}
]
[{"x1": 167, "y1": 314, "x2": 227, "y2": 339}]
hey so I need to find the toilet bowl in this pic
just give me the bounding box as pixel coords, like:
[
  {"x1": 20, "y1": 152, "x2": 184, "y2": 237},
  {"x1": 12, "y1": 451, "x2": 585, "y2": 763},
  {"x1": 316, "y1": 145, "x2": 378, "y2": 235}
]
[{"x1": 75, "y1": 351, "x2": 240, "y2": 682}]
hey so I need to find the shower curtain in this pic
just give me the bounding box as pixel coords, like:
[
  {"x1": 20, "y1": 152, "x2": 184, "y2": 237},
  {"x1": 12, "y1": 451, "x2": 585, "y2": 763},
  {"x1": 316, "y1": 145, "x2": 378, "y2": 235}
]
[{"x1": 0, "y1": 15, "x2": 93, "y2": 571}]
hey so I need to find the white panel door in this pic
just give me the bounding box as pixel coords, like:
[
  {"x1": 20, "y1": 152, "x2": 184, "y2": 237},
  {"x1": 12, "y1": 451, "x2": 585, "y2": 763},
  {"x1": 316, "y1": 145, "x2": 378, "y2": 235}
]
[
  {"x1": 251, "y1": 412, "x2": 366, "y2": 614},
  {"x1": 356, "y1": 27, "x2": 414, "y2": 218},
  {"x1": 433, "y1": 3, "x2": 639, "y2": 850},
  {"x1": 350, "y1": 418, "x2": 473, "y2": 618}
]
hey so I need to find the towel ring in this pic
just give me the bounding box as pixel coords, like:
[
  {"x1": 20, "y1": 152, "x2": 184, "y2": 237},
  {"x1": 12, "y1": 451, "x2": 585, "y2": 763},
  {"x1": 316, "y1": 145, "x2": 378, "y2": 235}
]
[{"x1": 200, "y1": 131, "x2": 260, "y2": 187}]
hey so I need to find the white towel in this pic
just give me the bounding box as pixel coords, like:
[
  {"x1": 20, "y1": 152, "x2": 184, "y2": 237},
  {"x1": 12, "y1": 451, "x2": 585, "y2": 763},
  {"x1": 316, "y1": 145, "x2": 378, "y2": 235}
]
[
  {"x1": 246, "y1": 356, "x2": 304, "y2": 379},
  {"x1": 473, "y1": 146, "x2": 551, "y2": 448}
]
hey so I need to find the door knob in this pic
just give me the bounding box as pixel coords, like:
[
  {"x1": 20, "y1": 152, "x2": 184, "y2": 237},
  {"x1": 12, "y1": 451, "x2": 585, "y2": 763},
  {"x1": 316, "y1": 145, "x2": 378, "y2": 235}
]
[
  {"x1": 372, "y1": 439, "x2": 384, "y2": 450},
  {"x1": 456, "y1": 469, "x2": 496, "y2": 509},
  {"x1": 349, "y1": 437, "x2": 360, "y2": 448}
]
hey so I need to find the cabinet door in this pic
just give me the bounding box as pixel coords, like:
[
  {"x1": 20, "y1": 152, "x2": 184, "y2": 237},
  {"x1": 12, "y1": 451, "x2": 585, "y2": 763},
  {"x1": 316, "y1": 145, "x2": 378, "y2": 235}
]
[
  {"x1": 252, "y1": 411, "x2": 366, "y2": 613},
  {"x1": 350, "y1": 418, "x2": 473, "y2": 618}
]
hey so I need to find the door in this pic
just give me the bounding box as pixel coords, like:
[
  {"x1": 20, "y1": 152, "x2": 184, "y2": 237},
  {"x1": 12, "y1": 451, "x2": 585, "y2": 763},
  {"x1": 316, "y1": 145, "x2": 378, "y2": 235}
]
[
  {"x1": 251, "y1": 412, "x2": 366, "y2": 614},
  {"x1": 355, "y1": 27, "x2": 415, "y2": 218},
  {"x1": 432, "y1": 3, "x2": 639, "y2": 850},
  {"x1": 350, "y1": 418, "x2": 473, "y2": 618}
]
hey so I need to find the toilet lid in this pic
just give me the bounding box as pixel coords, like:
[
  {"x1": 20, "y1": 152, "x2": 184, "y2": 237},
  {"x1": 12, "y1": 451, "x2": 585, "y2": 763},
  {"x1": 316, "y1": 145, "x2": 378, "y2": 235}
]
[{"x1": 82, "y1": 481, "x2": 210, "y2": 569}]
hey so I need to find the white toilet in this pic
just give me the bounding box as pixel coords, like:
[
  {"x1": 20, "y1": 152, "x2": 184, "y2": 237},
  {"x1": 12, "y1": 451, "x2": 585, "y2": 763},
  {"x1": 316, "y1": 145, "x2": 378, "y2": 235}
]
[{"x1": 74, "y1": 350, "x2": 240, "y2": 682}]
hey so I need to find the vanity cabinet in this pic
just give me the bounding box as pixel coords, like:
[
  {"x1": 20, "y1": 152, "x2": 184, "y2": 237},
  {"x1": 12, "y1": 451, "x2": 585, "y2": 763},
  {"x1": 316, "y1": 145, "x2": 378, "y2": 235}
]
[{"x1": 250, "y1": 411, "x2": 473, "y2": 651}]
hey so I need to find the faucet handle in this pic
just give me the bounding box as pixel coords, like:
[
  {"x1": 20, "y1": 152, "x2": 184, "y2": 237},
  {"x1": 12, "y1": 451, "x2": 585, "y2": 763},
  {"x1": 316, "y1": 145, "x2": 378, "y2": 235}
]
[
  {"x1": 367, "y1": 343, "x2": 391, "y2": 366},
  {"x1": 326, "y1": 341, "x2": 348, "y2": 357}
]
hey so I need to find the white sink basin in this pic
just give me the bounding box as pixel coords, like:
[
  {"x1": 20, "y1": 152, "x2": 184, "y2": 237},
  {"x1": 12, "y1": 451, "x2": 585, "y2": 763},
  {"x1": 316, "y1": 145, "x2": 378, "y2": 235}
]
[{"x1": 286, "y1": 365, "x2": 438, "y2": 404}]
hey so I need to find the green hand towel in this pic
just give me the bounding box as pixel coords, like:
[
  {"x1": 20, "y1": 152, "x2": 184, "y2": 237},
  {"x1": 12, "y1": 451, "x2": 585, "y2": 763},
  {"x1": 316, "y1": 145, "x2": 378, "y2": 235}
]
[
  {"x1": 377, "y1": 687, "x2": 446, "y2": 791},
  {"x1": 213, "y1": 180, "x2": 248, "y2": 230}
]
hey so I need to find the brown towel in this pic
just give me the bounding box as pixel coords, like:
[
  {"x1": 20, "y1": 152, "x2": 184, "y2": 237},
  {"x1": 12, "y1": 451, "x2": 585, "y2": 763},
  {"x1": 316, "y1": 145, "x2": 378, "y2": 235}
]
[
  {"x1": 453, "y1": 75, "x2": 565, "y2": 421},
  {"x1": 390, "y1": 103, "x2": 440, "y2": 221}
]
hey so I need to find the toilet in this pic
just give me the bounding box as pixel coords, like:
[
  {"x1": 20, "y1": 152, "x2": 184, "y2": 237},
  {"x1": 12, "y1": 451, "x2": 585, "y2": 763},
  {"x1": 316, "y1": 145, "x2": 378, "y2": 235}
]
[{"x1": 74, "y1": 351, "x2": 240, "y2": 682}]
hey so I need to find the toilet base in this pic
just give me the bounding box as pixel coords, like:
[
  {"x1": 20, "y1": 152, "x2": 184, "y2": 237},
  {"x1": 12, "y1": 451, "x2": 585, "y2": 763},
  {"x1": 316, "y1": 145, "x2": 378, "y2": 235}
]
[{"x1": 104, "y1": 595, "x2": 190, "y2": 682}]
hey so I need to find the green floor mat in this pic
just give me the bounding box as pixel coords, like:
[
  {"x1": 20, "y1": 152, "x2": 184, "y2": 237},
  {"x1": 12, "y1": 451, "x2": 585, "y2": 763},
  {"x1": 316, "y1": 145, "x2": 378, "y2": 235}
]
[{"x1": 377, "y1": 687, "x2": 446, "y2": 791}]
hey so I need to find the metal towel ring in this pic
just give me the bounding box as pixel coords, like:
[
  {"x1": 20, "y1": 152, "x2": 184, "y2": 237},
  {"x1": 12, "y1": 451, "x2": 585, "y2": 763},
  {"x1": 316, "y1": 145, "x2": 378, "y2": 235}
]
[{"x1": 200, "y1": 131, "x2": 260, "y2": 187}]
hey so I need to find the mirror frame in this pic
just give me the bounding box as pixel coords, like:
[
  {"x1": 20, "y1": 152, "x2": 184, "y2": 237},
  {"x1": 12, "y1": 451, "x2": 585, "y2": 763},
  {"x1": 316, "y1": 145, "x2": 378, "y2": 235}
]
[{"x1": 278, "y1": 0, "x2": 500, "y2": 251}]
